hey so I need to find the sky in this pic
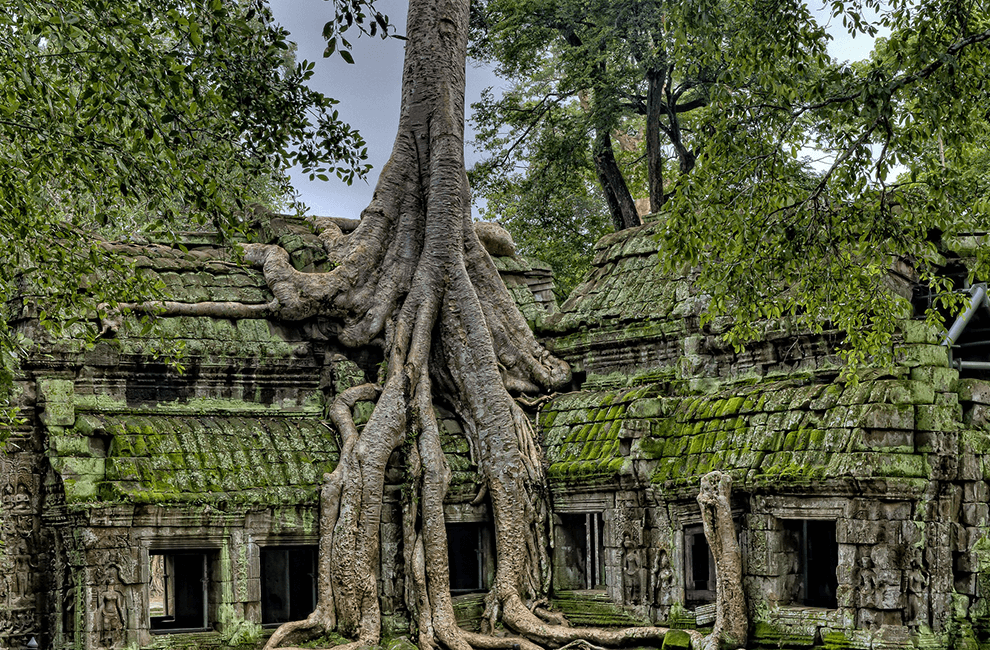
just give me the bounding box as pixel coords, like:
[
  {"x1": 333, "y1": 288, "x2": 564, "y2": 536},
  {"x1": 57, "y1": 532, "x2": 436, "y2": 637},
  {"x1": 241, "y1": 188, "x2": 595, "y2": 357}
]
[
  {"x1": 268, "y1": 0, "x2": 502, "y2": 218},
  {"x1": 267, "y1": 1, "x2": 885, "y2": 219}
]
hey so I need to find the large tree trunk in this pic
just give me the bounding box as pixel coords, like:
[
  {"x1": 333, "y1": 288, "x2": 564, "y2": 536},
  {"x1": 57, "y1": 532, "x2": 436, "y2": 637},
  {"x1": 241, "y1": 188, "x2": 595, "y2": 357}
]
[
  {"x1": 697, "y1": 471, "x2": 748, "y2": 650},
  {"x1": 645, "y1": 68, "x2": 666, "y2": 214},
  {"x1": 122, "y1": 1, "x2": 719, "y2": 647},
  {"x1": 592, "y1": 129, "x2": 641, "y2": 231}
]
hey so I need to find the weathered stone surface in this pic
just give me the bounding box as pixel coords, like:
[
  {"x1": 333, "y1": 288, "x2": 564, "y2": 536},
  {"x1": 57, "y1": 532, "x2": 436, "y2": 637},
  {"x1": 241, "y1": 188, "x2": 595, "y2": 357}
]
[
  {"x1": 660, "y1": 629, "x2": 691, "y2": 649},
  {"x1": 12, "y1": 217, "x2": 990, "y2": 650}
]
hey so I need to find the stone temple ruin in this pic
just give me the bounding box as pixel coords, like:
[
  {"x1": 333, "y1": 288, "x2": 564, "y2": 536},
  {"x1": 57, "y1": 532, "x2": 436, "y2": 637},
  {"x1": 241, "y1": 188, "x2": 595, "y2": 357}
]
[{"x1": 3, "y1": 214, "x2": 990, "y2": 649}]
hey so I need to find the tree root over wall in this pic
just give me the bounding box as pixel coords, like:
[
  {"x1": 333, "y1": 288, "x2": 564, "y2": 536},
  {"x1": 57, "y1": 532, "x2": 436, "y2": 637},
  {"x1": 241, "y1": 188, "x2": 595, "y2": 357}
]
[{"x1": 111, "y1": 1, "x2": 748, "y2": 648}]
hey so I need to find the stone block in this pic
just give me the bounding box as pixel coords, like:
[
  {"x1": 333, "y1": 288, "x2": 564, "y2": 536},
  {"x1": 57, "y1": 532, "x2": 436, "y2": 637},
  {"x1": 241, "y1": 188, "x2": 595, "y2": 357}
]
[
  {"x1": 37, "y1": 377, "x2": 75, "y2": 426},
  {"x1": 870, "y1": 379, "x2": 935, "y2": 405},
  {"x1": 743, "y1": 575, "x2": 781, "y2": 602},
  {"x1": 836, "y1": 544, "x2": 857, "y2": 581},
  {"x1": 900, "y1": 320, "x2": 941, "y2": 344},
  {"x1": 661, "y1": 629, "x2": 692, "y2": 650},
  {"x1": 881, "y1": 501, "x2": 912, "y2": 521},
  {"x1": 915, "y1": 404, "x2": 962, "y2": 431},
  {"x1": 245, "y1": 576, "x2": 261, "y2": 601},
  {"x1": 859, "y1": 403, "x2": 916, "y2": 430},
  {"x1": 937, "y1": 392, "x2": 961, "y2": 410},
  {"x1": 895, "y1": 343, "x2": 950, "y2": 368},
  {"x1": 861, "y1": 428, "x2": 914, "y2": 450},
  {"x1": 837, "y1": 519, "x2": 881, "y2": 545},
  {"x1": 958, "y1": 379, "x2": 990, "y2": 405},
  {"x1": 909, "y1": 366, "x2": 959, "y2": 392},
  {"x1": 836, "y1": 584, "x2": 857, "y2": 608},
  {"x1": 950, "y1": 523, "x2": 968, "y2": 551},
  {"x1": 963, "y1": 480, "x2": 990, "y2": 503},
  {"x1": 876, "y1": 573, "x2": 905, "y2": 610},
  {"x1": 964, "y1": 403, "x2": 990, "y2": 429},
  {"x1": 899, "y1": 520, "x2": 923, "y2": 549},
  {"x1": 746, "y1": 529, "x2": 775, "y2": 576},
  {"x1": 962, "y1": 502, "x2": 989, "y2": 526},
  {"x1": 244, "y1": 595, "x2": 261, "y2": 621}
]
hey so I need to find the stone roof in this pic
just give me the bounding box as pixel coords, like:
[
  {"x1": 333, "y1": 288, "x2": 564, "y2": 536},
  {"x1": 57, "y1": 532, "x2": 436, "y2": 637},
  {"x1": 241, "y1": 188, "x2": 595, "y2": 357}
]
[
  {"x1": 49, "y1": 412, "x2": 339, "y2": 506},
  {"x1": 545, "y1": 222, "x2": 682, "y2": 334},
  {"x1": 540, "y1": 386, "x2": 649, "y2": 486},
  {"x1": 492, "y1": 255, "x2": 555, "y2": 329},
  {"x1": 541, "y1": 221, "x2": 838, "y2": 382},
  {"x1": 538, "y1": 313, "x2": 972, "y2": 494}
]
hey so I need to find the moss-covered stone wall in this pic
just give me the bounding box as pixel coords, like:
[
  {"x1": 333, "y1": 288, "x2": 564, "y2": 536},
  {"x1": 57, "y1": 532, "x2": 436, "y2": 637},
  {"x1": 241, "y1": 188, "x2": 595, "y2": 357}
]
[{"x1": 534, "y1": 221, "x2": 990, "y2": 649}]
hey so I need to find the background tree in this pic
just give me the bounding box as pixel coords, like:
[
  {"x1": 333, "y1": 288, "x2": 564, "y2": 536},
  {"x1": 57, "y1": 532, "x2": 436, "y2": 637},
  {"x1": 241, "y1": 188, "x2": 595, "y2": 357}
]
[
  {"x1": 472, "y1": 0, "x2": 990, "y2": 363},
  {"x1": 0, "y1": 0, "x2": 388, "y2": 406},
  {"x1": 469, "y1": 98, "x2": 612, "y2": 299},
  {"x1": 467, "y1": 0, "x2": 832, "y2": 304},
  {"x1": 659, "y1": 0, "x2": 990, "y2": 364},
  {"x1": 469, "y1": 0, "x2": 832, "y2": 221}
]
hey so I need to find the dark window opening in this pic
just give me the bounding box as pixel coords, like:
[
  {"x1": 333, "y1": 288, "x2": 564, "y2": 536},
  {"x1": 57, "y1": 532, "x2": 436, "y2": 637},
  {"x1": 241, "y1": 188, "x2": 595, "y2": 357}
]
[
  {"x1": 553, "y1": 512, "x2": 605, "y2": 591},
  {"x1": 447, "y1": 523, "x2": 484, "y2": 593},
  {"x1": 149, "y1": 551, "x2": 209, "y2": 632},
  {"x1": 684, "y1": 525, "x2": 716, "y2": 603},
  {"x1": 783, "y1": 520, "x2": 838, "y2": 608},
  {"x1": 261, "y1": 547, "x2": 318, "y2": 626}
]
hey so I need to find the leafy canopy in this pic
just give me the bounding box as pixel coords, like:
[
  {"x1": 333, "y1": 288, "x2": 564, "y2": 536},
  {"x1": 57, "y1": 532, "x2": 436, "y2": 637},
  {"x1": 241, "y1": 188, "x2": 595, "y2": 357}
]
[
  {"x1": 472, "y1": 0, "x2": 990, "y2": 364},
  {"x1": 660, "y1": 0, "x2": 990, "y2": 364},
  {"x1": 469, "y1": 0, "x2": 833, "y2": 302},
  {"x1": 0, "y1": 0, "x2": 390, "y2": 404}
]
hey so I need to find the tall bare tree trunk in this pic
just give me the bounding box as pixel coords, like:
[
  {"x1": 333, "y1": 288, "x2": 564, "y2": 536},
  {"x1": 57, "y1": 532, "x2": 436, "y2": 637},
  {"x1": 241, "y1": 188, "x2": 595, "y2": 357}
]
[
  {"x1": 698, "y1": 471, "x2": 748, "y2": 650},
  {"x1": 645, "y1": 68, "x2": 665, "y2": 214},
  {"x1": 593, "y1": 130, "x2": 641, "y2": 231}
]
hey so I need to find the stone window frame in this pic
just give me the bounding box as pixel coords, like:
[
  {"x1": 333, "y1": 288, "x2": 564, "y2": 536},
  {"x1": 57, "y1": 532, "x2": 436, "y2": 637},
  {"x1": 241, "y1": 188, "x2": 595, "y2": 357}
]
[
  {"x1": 444, "y1": 501, "x2": 495, "y2": 595},
  {"x1": 143, "y1": 539, "x2": 222, "y2": 635},
  {"x1": 767, "y1": 497, "x2": 844, "y2": 611},
  {"x1": 552, "y1": 495, "x2": 612, "y2": 592}
]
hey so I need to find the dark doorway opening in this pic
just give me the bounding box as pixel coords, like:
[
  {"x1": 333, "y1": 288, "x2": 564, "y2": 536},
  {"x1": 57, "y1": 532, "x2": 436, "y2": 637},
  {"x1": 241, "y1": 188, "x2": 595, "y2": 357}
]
[
  {"x1": 684, "y1": 524, "x2": 716, "y2": 602},
  {"x1": 783, "y1": 519, "x2": 838, "y2": 608},
  {"x1": 447, "y1": 523, "x2": 484, "y2": 593},
  {"x1": 553, "y1": 512, "x2": 605, "y2": 591},
  {"x1": 261, "y1": 546, "x2": 318, "y2": 625},
  {"x1": 149, "y1": 551, "x2": 209, "y2": 631}
]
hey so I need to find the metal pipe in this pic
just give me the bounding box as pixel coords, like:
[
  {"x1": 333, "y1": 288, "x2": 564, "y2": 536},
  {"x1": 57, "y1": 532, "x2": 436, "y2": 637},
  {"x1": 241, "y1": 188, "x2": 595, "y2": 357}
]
[
  {"x1": 943, "y1": 284, "x2": 987, "y2": 346},
  {"x1": 954, "y1": 360, "x2": 990, "y2": 370}
]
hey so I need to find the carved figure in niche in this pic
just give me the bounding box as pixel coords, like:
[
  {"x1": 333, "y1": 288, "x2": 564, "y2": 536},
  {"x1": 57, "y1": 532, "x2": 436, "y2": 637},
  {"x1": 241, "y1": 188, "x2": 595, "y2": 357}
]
[
  {"x1": 62, "y1": 583, "x2": 76, "y2": 641},
  {"x1": 12, "y1": 479, "x2": 31, "y2": 513},
  {"x1": 649, "y1": 547, "x2": 673, "y2": 615},
  {"x1": 98, "y1": 589, "x2": 126, "y2": 649},
  {"x1": 622, "y1": 532, "x2": 643, "y2": 604},
  {"x1": 857, "y1": 556, "x2": 877, "y2": 609},
  {"x1": 12, "y1": 554, "x2": 37, "y2": 606},
  {"x1": 906, "y1": 551, "x2": 929, "y2": 627}
]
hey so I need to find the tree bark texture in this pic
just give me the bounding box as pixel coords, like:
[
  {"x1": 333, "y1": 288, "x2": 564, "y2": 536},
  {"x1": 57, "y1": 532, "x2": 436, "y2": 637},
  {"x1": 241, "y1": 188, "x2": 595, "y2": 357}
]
[
  {"x1": 117, "y1": 2, "x2": 739, "y2": 648},
  {"x1": 593, "y1": 129, "x2": 641, "y2": 231},
  {"x1": 697, "y1": 471, "x2": 748, "y2": 650},
  {"x1": 645, "y1": 68, "x2": 666, "y2": 214}
]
